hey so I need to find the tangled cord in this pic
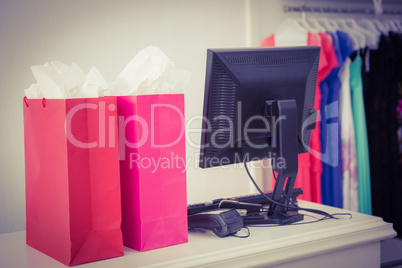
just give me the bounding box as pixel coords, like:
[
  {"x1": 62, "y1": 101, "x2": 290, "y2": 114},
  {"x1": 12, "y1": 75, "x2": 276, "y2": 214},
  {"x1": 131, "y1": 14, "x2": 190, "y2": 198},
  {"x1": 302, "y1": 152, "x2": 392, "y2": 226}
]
[{"x1": 240, "y1": 150, "x2": 352, "y2": 224}]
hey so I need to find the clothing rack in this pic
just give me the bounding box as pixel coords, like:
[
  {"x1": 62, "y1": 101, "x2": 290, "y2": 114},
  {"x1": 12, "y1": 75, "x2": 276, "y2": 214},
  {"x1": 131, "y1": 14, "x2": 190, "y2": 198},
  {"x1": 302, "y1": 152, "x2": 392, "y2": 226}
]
[{"x1": 283, "y1": 5, "x2": 402, "y2": 16}]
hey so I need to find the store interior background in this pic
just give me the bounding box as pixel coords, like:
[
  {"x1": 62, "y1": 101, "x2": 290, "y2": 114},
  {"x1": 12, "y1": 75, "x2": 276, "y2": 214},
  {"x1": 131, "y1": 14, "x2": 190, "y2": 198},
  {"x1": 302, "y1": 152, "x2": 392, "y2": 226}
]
[{"x1": 1, "y1": 1, "x2": 402, "y2": 260}]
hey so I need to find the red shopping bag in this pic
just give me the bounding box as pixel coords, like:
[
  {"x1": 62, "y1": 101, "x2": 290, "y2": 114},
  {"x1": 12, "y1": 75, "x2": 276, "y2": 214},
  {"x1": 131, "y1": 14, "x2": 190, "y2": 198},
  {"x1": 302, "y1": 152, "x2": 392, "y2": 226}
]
[
  {"x1": 117, "y1": 94, "x2": 188, "y2": 251},
  {"x1": 23, "y1": 97, "x2": 124, "y2": 266}
]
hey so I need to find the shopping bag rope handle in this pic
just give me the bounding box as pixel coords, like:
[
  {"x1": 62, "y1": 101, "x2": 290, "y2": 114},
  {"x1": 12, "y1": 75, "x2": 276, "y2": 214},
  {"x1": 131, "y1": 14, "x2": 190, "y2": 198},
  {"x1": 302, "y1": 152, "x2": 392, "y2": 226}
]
[{"x1": 23, "y1": 97, "x2": 46, "y2": 108}]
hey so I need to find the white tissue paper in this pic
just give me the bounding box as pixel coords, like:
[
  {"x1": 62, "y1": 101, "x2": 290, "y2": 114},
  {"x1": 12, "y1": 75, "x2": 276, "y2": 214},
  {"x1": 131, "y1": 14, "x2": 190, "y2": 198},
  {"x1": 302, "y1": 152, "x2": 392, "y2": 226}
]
[
  {"x1": 24, "y1": 61, "x2": 107, "y2": 99},
  {"x1": 24, "y1": 46, "x2": 190, "y2": 98},
  {"x1": 106, "y1": 46, "x2": 191, "y2": 96}
]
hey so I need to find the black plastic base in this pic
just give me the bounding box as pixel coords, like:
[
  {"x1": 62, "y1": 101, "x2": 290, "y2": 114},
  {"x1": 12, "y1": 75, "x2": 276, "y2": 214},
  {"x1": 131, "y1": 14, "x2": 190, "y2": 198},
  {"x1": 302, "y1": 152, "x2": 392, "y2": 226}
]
[{"x1": 242, "y1": 210, "x2": 304, "y2": 225}]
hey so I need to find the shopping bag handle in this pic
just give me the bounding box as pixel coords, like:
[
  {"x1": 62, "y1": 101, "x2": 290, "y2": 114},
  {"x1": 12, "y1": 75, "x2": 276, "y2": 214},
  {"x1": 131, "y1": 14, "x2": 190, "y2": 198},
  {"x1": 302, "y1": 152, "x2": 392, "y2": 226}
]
[{"x1": 23, "y1": 97, "x2": 46, "y2": 108}]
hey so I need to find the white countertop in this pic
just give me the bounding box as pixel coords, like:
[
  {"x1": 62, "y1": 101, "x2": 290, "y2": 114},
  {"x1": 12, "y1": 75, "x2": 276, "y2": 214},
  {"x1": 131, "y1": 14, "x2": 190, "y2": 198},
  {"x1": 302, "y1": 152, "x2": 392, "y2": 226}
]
[{"x1": 0, "y1": 201, "x2": 396, "y2": 268}]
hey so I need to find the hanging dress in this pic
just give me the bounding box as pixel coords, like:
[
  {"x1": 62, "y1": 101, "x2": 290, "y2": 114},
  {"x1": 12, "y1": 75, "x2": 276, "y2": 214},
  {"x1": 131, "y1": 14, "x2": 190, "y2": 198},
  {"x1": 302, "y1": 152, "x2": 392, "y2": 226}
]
[{"x1": 349, "y1": 55, "x2": 372, "y2": 215}]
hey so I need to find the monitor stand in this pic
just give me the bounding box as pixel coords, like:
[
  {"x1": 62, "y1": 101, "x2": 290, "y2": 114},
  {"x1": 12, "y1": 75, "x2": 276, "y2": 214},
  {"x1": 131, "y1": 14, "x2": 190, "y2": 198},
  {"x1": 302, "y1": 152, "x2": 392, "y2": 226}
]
[{"x1": 243, "y1": 99, "x2": 304, "y2": 225}]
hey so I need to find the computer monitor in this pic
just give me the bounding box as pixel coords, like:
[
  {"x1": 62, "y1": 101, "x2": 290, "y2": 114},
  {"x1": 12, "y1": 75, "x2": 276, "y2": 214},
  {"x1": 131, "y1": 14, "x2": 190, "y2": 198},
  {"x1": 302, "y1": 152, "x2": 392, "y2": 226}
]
[{"x1": 199, "y1": 47, "x2": 320, "y2": 224}]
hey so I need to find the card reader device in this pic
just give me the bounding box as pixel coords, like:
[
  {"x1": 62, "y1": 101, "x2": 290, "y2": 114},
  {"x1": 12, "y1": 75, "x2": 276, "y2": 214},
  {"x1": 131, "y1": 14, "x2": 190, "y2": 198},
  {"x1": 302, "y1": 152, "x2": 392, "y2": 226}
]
[{"x1": 187, "y1": 209, "x2": 243, "y2": 237}]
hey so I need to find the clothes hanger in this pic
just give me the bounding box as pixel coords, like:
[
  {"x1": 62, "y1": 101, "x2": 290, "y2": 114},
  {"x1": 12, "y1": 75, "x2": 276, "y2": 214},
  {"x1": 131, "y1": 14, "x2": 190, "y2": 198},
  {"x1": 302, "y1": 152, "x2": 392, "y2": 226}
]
[
  {"x1": 356, "y1": 18, "x2": 381, "y2": 48},
  {"x1": 316, "y1": 17, "x2": 338, "y2": 32},
  {"x1": 381, "y1": 20, "x2": 392, "y2": 32},
  {"x1": 392, "y1": 19, "x2": 402, "y2": 32},
  {"x1": 386, "y1": 19, "x2": 399, "y2": 32},
  {"x1": 328, "y1": 19, "x2": 340, "y2": 31},
  {"x1": 276, "y1": 18, "x2": 308, "y2": 34},
  {"x1": 334, "y1": 18, "x2": 366, "y2": 49},
  {"x1": 296, "y1": 18, "x2": 319, "y2": 33},
  {"x1": 344, "y1": 18, "x2": 378, "y2": 49},
  {"x1": 388, "y1": 19, "x2": 401, "y2": 32},
  {"x1": 372, "y1": 19, "x2": 389, "y2": 35},
  {"x1": 274, "y1": 18, "x2": 309, "y2": 46},
  {"x1": 324, "y1": 18, "x2": 360, "y2": 52},
  {"x1": 356, "y1": 18, "x2": 381, "y2": 36},
  {"x1": 306, "y1": 17, "x2": 326, "y2": 33}
]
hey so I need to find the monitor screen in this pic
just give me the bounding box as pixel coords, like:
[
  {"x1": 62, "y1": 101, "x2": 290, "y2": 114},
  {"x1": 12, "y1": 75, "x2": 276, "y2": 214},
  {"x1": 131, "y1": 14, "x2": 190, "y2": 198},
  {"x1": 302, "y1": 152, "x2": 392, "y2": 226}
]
[{"x1": 199, "y1": 47, "x2": 320, "y2": 169}]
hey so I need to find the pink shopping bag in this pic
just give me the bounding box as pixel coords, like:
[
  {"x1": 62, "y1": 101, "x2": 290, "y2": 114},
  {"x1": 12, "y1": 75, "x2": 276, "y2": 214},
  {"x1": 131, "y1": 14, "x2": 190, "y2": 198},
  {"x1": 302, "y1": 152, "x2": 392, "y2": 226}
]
[
  {"x1": 23, "y1": 97, "x2": 124, "y2": 266},
  {"x1": 117, "y1": 94, "x2": 188, "y2": 251}
]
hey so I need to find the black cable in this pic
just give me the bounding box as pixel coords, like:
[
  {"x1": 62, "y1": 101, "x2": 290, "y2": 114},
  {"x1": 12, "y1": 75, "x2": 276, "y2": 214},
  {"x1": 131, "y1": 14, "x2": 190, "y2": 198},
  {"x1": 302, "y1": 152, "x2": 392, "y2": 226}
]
[
  {"x1": 248, "y1": 218, "x2": 328, "y2": 227},
  {"x1": 231, "y1": 227, "x2": 250, "y2": 238},
  {"x1": 282, "y1": 183, "x2": 352, "y2": 219},
  {"x1": 284, "y1": 193, "x2": 338, "y2": 219},
  {"x1": 247, "y1": 212, "x2": 351, "y2": 228},
  {"x1": 241, "y1": 149, "x2": 352, "y2": 222},
  {"x1": 241, "y1": 150, "x2": 294, "y2": 209}
]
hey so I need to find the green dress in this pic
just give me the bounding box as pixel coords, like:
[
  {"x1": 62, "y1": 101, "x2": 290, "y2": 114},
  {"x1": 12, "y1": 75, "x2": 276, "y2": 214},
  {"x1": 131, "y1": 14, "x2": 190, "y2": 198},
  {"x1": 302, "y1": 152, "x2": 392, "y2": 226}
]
[{"x1": 350, "y1": 56, "x2": 372, "y2": 215}]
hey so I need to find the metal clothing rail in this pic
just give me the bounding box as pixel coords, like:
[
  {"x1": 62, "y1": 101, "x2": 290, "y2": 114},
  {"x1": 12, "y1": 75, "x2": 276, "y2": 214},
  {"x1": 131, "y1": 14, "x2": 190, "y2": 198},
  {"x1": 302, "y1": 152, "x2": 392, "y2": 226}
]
[{"x1": 283, "y1": 5, "x2": 402, "y2": 16}]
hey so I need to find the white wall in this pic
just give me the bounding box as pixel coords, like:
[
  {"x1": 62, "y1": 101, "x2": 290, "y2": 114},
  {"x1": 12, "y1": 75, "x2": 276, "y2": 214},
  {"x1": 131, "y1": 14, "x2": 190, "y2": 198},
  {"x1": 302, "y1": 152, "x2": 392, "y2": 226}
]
[
  {"x1": 0, "y1": 0, "x2": 273, "y2": 234},
  {"x1": 2, "y1": 0, "x2": 401, "y2": 234}
]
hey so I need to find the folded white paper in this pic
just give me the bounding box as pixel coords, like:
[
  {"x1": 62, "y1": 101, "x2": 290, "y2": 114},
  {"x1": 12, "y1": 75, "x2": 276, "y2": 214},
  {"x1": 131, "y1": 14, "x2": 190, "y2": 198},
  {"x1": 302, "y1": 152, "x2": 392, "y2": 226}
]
[
  {"x1": 24, "y1": 46, "x2": 191, "y2": 99},
  {"x1": 24, "y1": 61, "x2": 106, "y2": 99},
  {"x1": 106, "y1": 46, "x2": 191, "y2": 96}
]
